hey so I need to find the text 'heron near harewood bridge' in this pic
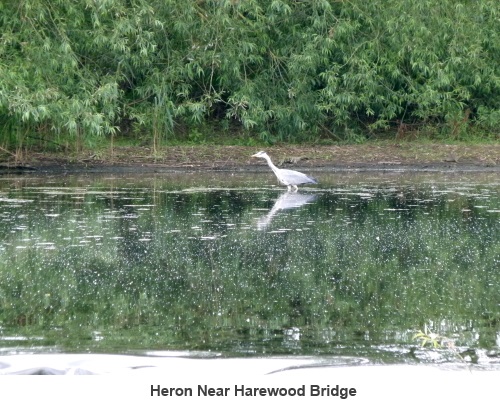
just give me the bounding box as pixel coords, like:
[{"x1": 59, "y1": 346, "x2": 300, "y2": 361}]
[{"x1": 251, "y1": 151, "x2": 318, "y2": 191}]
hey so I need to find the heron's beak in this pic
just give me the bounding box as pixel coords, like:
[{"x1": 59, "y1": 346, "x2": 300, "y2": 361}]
[{"x1": 251, "y1": 153, "x2": 259, "y2": 158}]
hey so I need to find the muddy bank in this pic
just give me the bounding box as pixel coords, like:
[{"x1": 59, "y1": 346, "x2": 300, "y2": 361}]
[{"x1": 1, "y1": 144, "x2": 499, "y2": 174}]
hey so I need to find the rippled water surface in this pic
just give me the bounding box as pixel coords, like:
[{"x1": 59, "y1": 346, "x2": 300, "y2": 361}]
[{"x1": 0, "y1": 171, "x2": 499, "y2": 367}]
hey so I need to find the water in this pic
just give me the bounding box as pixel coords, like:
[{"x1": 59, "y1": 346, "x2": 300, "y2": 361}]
[{"x1": 0, "y1": 171, "x2": 499, "y2": 368}]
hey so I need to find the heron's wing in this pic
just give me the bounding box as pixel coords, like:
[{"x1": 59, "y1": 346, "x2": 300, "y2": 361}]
[{"x1": 278, "y1": 168, "x2": 318, "y2": 184}]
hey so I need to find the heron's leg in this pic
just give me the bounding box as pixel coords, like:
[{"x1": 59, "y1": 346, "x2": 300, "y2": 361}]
[
  {"x1": 292, "y1": 185, "x2": 298, "y2": 192},
  {"x1": 287, "y1": 185, "x2": 292, "y2": 191}
]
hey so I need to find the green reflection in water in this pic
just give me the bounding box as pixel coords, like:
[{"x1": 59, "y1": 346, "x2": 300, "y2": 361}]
[{"x1": 0, "y1": 173, "x2": 498, "y2": 364}]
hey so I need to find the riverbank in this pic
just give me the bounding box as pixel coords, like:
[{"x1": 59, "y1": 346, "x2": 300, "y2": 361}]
[{"x1": 1, "y1": 143, "x2": 499, "y2": 173}]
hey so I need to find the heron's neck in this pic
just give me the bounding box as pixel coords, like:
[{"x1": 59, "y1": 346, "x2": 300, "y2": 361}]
[{"x1": 263, "y1": 155, "x2": 279, "y2": 174}]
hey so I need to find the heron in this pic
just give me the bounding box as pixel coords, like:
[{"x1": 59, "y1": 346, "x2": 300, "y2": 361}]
[{"x1": 251, "y1": 151, "x2": 318, "y2": 191}]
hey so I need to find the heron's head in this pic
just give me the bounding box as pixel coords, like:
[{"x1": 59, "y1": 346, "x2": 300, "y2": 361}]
[{"x1": 251, "y1": 151, "x2": 268, "y2": 159}]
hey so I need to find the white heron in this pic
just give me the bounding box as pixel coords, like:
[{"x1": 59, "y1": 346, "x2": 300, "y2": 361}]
[{"x1": 251, "y1": 151, "x2": 318, "y2": 191}]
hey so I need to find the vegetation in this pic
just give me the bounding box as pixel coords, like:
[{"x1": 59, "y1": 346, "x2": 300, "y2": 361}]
[{"x1": 1, "y1": 0, "x2": 499, "y2": 154}]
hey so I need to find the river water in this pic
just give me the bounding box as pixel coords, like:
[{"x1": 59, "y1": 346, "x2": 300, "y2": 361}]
[{"x1": 0, "y1": 171, "x2": 499, "y2": 369}]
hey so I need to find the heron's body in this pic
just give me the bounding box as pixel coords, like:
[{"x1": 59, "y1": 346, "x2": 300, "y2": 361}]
[{"x1": 251, "y1": 151, "x2": 318, "y2": 191}]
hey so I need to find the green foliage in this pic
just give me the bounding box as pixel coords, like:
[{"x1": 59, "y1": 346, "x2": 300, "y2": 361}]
[
  {"x1": 414, "y1": 326, "x2": 444, "y2": 348},
  {"x1": 0, "y1": 0, "x2": 499, "y2": 151}
]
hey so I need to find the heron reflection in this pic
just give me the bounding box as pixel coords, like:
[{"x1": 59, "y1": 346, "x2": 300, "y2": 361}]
[{"x1": 256, "y1": 191, "x2": 318, "y2": 230}]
